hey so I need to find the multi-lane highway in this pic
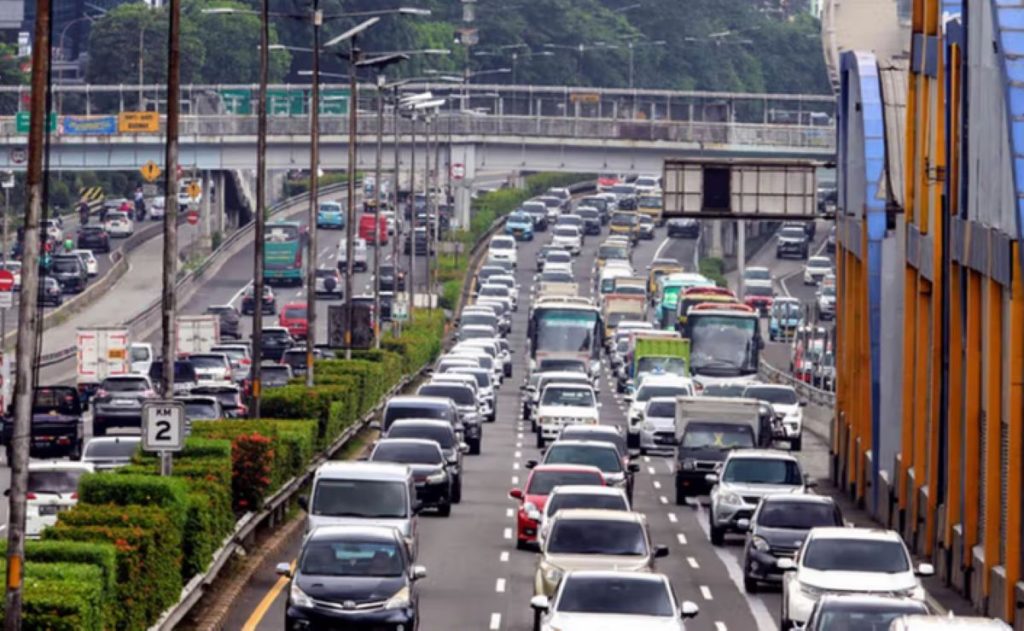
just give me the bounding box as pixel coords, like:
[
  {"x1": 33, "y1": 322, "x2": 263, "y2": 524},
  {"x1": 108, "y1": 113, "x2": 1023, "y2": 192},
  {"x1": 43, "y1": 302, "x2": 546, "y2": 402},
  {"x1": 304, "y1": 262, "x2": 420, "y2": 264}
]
[{"x1": 225, "y1": 216, "x2": 839, "y2": 631}]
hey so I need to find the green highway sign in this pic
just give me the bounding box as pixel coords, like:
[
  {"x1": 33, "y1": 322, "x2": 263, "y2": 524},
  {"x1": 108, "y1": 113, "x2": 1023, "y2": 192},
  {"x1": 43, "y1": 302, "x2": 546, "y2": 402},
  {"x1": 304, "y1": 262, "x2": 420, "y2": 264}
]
[
  {"x1": 15, "y1": 111, "x2": 57, "y2": 134},
  {"x1": 219, "y1": 88, "x2": 349, "y2": 116}
]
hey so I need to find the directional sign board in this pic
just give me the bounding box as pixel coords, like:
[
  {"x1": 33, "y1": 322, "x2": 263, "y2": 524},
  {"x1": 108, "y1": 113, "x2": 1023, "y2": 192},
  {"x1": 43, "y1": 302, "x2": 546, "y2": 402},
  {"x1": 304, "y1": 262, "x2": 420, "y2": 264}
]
[
  {"x1": 142, "y1": 401, "x2": 186, "y2": 452},
  {"x1": 140, "y1": 161, "x2": 162, "y2": 183}
]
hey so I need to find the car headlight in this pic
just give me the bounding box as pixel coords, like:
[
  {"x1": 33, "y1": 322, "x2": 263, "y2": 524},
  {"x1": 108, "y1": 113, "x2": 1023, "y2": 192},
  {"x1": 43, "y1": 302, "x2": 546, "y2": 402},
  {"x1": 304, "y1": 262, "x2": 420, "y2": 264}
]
[
  {"x1": 681, "y1": 459, "x2": 696, "y2": 471},
  {"x1": 290, "y1": 581, "x2": 315, "y2": 608},
  {"x1": 524, "y1": 502, "x2": 541, "y2": 521},
  {"x1": 543, "y1": 564, "x2": 564, "y2": 584},
  {"x1": 426, "y1": 470, "x2": 447, "y2": 484},
  {"x1": 384, "y1": 585, "x2": 411, "y2": 610},
  {"x1": 719, "y1": 492, "x2": 744, "y2": 506},
  {"x1": 799, "y1": 582, "x2": 824, "y2": 600},
  {"x1": 751, "y1": 536, "x2": 771, "y2": 552},
  {"x1": 642, "y1": 421, "x2": 656, "y2": 431}
]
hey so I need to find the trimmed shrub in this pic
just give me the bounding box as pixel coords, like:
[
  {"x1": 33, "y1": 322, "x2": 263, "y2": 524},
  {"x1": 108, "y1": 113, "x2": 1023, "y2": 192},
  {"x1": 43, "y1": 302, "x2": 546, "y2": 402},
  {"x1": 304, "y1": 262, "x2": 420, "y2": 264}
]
[
  {"x1": 0, "y1": 562, "x2": 107, "y2": 631},
  {"x1": 261, "y1": 383, "x2": 357, "y2": 446},
  {"x1": 232, "y1": 432, "x2": 274, "y2": 512}
]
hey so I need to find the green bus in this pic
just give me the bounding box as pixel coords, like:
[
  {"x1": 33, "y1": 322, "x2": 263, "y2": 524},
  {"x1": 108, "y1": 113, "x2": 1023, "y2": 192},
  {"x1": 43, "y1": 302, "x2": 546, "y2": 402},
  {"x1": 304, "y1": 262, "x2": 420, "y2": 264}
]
[{"x1": 264, "y1": 221, "x2": 303, "y2": 285}]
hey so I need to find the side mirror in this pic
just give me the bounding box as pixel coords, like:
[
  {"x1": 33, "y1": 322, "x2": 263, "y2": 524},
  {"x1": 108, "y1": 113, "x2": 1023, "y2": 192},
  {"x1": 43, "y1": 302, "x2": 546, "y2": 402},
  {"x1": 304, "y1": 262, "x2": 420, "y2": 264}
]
[
  {"x1": 412, "y1": 565, "x2": 428, "y2": 580},
  {"x1": 804, "y1": 475, "x2": 818, "y2": 488},
  {"x1": 736, "y1": 518, "x2": 751, "y2": 532},
  {"x1": 799, "y1": 400, "x2": 808, "y2": 407},
  {"x1": 509, "y1": 488, "x2": 524, "y2": 501},
  {"x1": 275, "y1": 562, "x2": 292, "y2": 578},
  {"x1": 623, "y1": 394, "x2": 634, "y2": 403},
  {"x1": 412, "y1": 500, "x2": 424, "y2": 514},
  {"x1": 526, "y1": 459, "x2": 538, "y2": 469},
  {"x1": 680, "y1": 601, "x2": 700, "y2": 618},
  {"x1": 777, "y1": 558, "x2": 796, "y2": 571},
  {"x1": 297, "y1": 496, "x2": 309, "y2": 511},
  {"x1": 459, "y1": 443, "x2": 470, "y2": 454},
  {"x1": 628, "y1": 463, "x2": 640, "y2": 473},
  {"x1": 916, "y1": 563, "x2": 935, "y2": 577},
  {"x1": 530, "y1": 595, "x2": 550, "y2": 612},
  {"x1": 368, "y1": 421, "x2": 382, "y2": 431},
  {"x1": 704, "y1": 473, "x2": 719, "y2": 484},
  {"x1": 654, "y1": 544, "x2": 670, "y2": 559}
]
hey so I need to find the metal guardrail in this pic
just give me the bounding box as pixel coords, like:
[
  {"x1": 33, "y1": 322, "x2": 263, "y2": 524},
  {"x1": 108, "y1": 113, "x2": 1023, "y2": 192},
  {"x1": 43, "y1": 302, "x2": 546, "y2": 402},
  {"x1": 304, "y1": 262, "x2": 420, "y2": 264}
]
[{"x1": 758, "y1": 358, "x2": 836, "y2": 407}]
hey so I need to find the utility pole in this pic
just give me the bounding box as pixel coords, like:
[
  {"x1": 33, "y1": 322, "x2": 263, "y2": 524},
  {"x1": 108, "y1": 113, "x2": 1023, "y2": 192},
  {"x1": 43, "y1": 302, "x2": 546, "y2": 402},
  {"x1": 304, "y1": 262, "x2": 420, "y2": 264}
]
[
  {"x1": 392, "y1": 87, "x2": 401, "y2": 330},
  {"x1": 305, "y1": 1, "x2": 322, "y2": 381},
  {"x1": 373, "y1": 76, "x2": 384, "y2": 349},
  {"x1": 429, "y1": 115, "x2": 440, "y2": 312},
  {"x1": 343, "y1": 40, "x2": 360, "y2": 360},
  {"x1": 250, "y1": 0, "x2": 269, "y2": 418},
  {"x1": 423, "y1": 113, "x2": 431, "y2": 307},
  {"x1": 407, "y1": 113, "x2": 417, "y2": 319},
  {"x1": 5, "y1": 0, "x2": 49, "y2": 622},
  {"x1": 159, "y1": 0, "x2": 181, "y2": 477}
]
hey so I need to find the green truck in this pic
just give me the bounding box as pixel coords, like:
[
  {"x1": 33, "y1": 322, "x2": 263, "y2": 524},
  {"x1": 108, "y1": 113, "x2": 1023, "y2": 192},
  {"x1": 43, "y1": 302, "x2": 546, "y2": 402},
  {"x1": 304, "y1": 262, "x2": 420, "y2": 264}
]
[{"x1": 618, "y1": 335, "x2": 691, "y2": 392}]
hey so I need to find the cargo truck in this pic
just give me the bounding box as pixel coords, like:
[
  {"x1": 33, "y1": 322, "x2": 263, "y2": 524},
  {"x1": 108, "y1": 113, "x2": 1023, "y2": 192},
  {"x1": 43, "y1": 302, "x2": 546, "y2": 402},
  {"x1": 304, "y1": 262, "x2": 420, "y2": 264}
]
[
  {"x1": 76, "y1": 327, "x2": 130, "y2": 402},
  {"x1": 175, "y1": 315, "x2": 221, "y2": 357},
  {"x1": 601, "y1": 294, "x2": 646, "y2": 338},
  {"x1": 673, "y1": 396, "x2": 776, "y2": 503},
  {"x1": 618, "y1": 336, "x2": 690, "y2": 393}
]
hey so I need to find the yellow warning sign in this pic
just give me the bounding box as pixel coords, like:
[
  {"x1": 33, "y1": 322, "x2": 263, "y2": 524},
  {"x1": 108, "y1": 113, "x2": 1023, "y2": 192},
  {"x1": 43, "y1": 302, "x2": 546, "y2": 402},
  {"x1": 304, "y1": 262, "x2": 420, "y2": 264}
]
[
  {"x1": 140, "y1": 161, "x2": 162, "y2": 183},
  {"x1": 186, "y1": 181, "x2": 201, "y2": 200},
  {"x1": 118, "y1": 111, "x2": 159, "y2": 133}
]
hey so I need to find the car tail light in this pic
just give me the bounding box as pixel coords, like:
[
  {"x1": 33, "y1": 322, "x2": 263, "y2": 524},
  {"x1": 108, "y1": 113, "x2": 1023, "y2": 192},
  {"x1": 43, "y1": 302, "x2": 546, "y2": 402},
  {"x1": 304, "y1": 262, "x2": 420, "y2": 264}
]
[
  {"x1": 241, "y1": 358, "x2": 251, "y2": 366},
  {"x1": 95, "y1": 389, "x2": 108, "y2": 399},
  {"x1": 26, "y1": 493, "x2": 36, "y2": 500},
  {"x1": 225, "y1": 368, "x2": 233, "y2": 380},
  {"x1": 71, "y1": 493, "x2": 78, "y2": 500}
]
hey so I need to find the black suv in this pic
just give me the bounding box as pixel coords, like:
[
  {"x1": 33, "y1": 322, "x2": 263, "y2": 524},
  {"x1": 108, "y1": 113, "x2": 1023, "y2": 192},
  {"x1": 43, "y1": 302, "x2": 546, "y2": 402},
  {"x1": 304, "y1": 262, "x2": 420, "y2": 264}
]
[
  {"x1": 38, "y1": 276, "x2": 63, "y2": 307},
  {"x1": 242, "y1": 285, "x2": 276, "y2": 315},
  {"x1": 205, "y1": 304, "x2": 242, "y2": 339},
  {"x1": 0, "y1": 386, "x2": 85, "y2": 461},
  {"x1": 77, "y1": 225, "x2": 111, "y2": 253},
  {"x1": 50, "y1": 254, "x2": 88, "y2": 293},
  {"x1": 378, "y1": 263, "x2": 405, "y2": 292},
  {"x1": 259, "y1": 327, "x2": 294, "y2": 361}
]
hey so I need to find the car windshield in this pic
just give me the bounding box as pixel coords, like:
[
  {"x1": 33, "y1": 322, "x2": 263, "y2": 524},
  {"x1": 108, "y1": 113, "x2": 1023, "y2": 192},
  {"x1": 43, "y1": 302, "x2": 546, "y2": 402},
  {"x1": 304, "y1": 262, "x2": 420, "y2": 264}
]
[
  {"x1": 548, "y1": 519, "x2": 647, "y2": 555},
  {"x1": 262, "y1": 367, "x2": 291, "y2": 385},
  {"x1": 479, "y1": 286, "x2": 508, "y2": 297},
  {"x1": 545, "y1": 445, "x2": 621, "y2": 473},
  {"x1": 300, "y1": 539, "x2": 404, "y2": 577},
  {"x1": 802, "y1": 538, "x2": 910, "y2": 573},
  {"x1": 184, "y1": 401, "x2": 219, "y2": 419},
  {"x1": 193, "y1": 390, "x2": 240, "y2": 408},
  {"x1": 723, "y1": 458, "x2": 802, "y2": 485},
  {"x1": 545, "y1": 251, "x2": 571, "y2": 264},
  {"x1": 419, "y1": 385, "x2": 475, "y2": 406},
  {"x1": 646, "y1": 400, "x2": 676, "y2": 418},
  {"x1": 372, "y1": 442, "x2": 443, "y2": 465},
  {"x1": 554, "y1": 227, "x2": 578, "y2": 238},
  {"x1": 599, "y1": 245, "x2": 628, "y2": 259},
  {"x1": 538, "y1": 359, "x2": 586, "y2": 373},
  {"x1": 702, "y1": 384, "x2": 748, "y2": 397},
  {"x1": 635, "y1": 357, "x2": 686, "y2": 376},
  {"x1": 312, "y1": 479, "x2": 408, "y2": 518},
  {"x1": 527, "y1": 470, "x2": 604, "y2": 494},
  {"x1": 611, "y1": 213, "x2": 638, "y2": 226},
  {"x1": 818, "y1": 609, "x2": 925, "y2": 630},
  {"x1": 681, "y1": 424, "x2": 755, "y2": 449},
  {"x1": 744, "y1": 387, "x2": 799, "y2": 405},
  {"x1": 130, "y1": 346, "x2": 150, "y2": 362},
  {"x1": 757, "y1": 501, "x2": 839, "y2": 529},
  {"x1": 541, "y1": 387, "x2": 595, "y2": 407},
  {"x1": 809, "y1": 257, "x2": 831, "y2": 269},
  {"x1": 284, "y1": 307, "x2": 307, "y2": 319},
  {"x1": 450, "y1": 369, "x2": 491, "y2": 389},
  {"x1": 315, "y1": 269, "x2": 337, "y2": 279},
  {"x1": 28, "y1": 470, "x2": 85, "y2": 494},
  {"x1": 387, "y1": 425, "x2": 454, "y2": 449},
  {"x1": 781, "y1": 227, "x2": 805, "y2": 239},
  {"x1": 546, "y1": 493, "x2": 627, "y2": 517},
  {"x1": 637, "y1": 384, "x2": 689, "y2": 402},
  {"x1": 385, "y1": 404, "x2": 450, "y2": 423},
  {"x1": 557, "y1": 576, "x2": 673, "y2": 616},
  {"x1": 83, "y1": 440, "x2": 138, "y2": 460},
  {"x1": 189, "y1": 355, "x2": 226, "y2": 369},
  {"x1": 746, "y1": 285, "x2": 773, "y2": 297},
  {"x1": 746, "y1": 269, "x2": 771, "y2": 281},
  {"x1": 577, "y1": 209, "x2": 598, "y2": 219},
  {"x1": 52, "y1": 258, "x2": 79, "y2": 273},
  {"x1": 32, "y1": 388, "x2": 80, "y2": 416},
  {"x1": 541, "y1": 271, "x2": 574, "y2": 283},
  {"x1": 562, "y1": 431, "x2": 625, "y2": 454},
  {"x1": 462, "y1": 313, "x2": 497, "y2": 328},
  {"x1": 102, "y1": 378, "x2": 147, "y2": 392},
  {"x1": 821, "y1": 286, "x2": 836, "y2": 297},
  {"x1": 491, "y1": 237, "x2": 515, "y2": 250}
]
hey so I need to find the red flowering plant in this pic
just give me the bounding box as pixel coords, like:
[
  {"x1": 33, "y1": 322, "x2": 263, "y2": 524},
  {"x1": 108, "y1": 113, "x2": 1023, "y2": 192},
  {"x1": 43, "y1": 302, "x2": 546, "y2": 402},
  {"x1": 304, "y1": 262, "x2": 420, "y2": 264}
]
[{"x1": 232, "y1": 432, "x2": 275, "y2": 513}]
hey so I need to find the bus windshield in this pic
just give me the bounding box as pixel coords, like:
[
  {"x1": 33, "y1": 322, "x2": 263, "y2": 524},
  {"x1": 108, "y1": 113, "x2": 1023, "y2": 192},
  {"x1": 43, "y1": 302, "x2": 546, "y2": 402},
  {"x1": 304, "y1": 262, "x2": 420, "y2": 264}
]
[
  {"x1": 532, "y1": 308, "x2": 600, "y2": 359},
  {"x1": 688, "y1": 313, "x2": 759, "y2": 377}
]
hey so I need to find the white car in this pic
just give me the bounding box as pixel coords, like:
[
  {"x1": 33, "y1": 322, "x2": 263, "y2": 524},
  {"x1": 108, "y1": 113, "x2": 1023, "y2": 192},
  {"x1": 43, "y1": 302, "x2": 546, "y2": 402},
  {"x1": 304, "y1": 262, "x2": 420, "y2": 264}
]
[
  {"x1": 104, "y1": 211, "x2": 134, "y2": 237},
  {"x1": 129, "y1": 342, "x2": 154, "y2": 376},
  {"x1": 633, "y1": 174, "x2": 662, "y2": 193},
  {"x1": 26, "y1": 461, "x2": 93, "y2": 537},
  {"x1": 487, "y1": 235, "x2": 518, "y2": 265},
  {"x1": 149, "y1": 195, "x2": 166, "y2": 219},
  {"x1": 743, "y1": 384, "x2": 805, "y2": 450},
  {"x1": 817, "y1": 285, "x2": 836, "y2": 320},
  {"x1": 803, "y1": 256, "x2": 833, "y2": 285},
  {"x1": 780, "y1": 528, "x2": 934, "y2": 629},
  {"x1": 71, "y1": 249, "x2": 99, "y2": 276},
  {"x1": 708, "y1": 449, "x2": 809, "y2": 545},
  {"x1": 531, "y1": 571, "x2": 699, "y2": 631},
  {"x1": 81, "y1": 436, "x2": 142, "y2": 471},
  {"x1": 534, "y1": 382, "x2": 600, "y2": 447},
  {"x1": 477, "y1": 283, "x2": 516, "y2": 312},
  {"x1": 743, "y1": 266, "x2": 773, "y2": 289},
  {"x1": 639, "y1": 396, "x2": 679, "y2": 454},
  {"x1": 337, "y1": 237, "x2": 368, "y2": 272},
  {"x1": 380, "y1": 210, "x2": 397, "y2": 235},
  {"x1": 551, "y1": 226, "x2": 583, "y2": 255},
  {"x1": 626, "y1": 375, "x2": 695, "y2": 449}
]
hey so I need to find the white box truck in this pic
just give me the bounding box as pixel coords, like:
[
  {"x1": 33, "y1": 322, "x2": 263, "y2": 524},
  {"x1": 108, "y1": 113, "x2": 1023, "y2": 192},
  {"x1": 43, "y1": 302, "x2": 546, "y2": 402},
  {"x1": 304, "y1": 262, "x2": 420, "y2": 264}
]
[
  {"x1": 175, "y1": 315, "x2": 220, "y2": 356},
  {"x1": 76, "y1": 327, "x2": 130, "y2": 399}
]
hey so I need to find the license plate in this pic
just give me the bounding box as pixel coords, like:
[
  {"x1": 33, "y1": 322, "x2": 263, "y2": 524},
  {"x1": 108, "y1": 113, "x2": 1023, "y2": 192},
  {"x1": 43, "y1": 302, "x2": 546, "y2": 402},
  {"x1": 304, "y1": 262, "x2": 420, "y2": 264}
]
[
  {"x1": 38, "y1": 505, "x2": 64, "y2": 516},
  {"x1": 656, "y1": 436, "x2": 675, "y2": 444},
  {"x1": 113, "y1": 398, "x2": 133, "y2": 406}
]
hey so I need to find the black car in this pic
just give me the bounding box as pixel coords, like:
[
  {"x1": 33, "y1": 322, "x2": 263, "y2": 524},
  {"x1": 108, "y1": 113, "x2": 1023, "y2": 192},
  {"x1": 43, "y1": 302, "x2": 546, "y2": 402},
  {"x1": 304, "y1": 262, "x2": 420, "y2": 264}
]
[
  {"x1": 91, "y1": 375, "x2": 157, "y2": 436},
  {"x1": 826, "y1": 225, "x2": 837, "y2": 253},
  {"x1": 259, "y1": 362, "x2": 293, "y2": 388},
  {"x1": 403, "y1": 228, "x2": 432, "y2": 256},
  {"x1": 617, "y1": 195, "x2": 638, "y2": 211},
  {"x1": 575, "y1": 207, "x2": 602, "y2": 235},
  {"x1": 77, "y1": 225, "x2": 111, "y2": 253},
  {"x1": 776, "y1": 225, "x2": 810, "y2": 259},
  {"x1": 281, "y1": 346, "x2": 327, "y2": 376},
  {"x1": 241, "y1": 284, "x2": 276, "y2": 315},
  {"x1": 385, "y1": 419, "x2": 467, "y2": 503},
  {"x1": 520, "y1": 202, "x2": 549, "y2": 231},
  {"x1": 740, "y1": 495, "x2": 844, "y2": 592},
  {"x1": 370, "y1": 438, "x2": 454, "y2": 515},
  {"x1": 577, "y1": 196, "x2": 611, "y2": 224},
  {"x1": 50, "y1": 254, "x2": 88, "y2": 293},
  {"x1": 205, "y1": 304, "x2": 242, "y2": 339},
  {"x1": 38, "y1": 276, "x2": 63, "y2": 307},
  {"x1": 278, "y1": 525, "x2": 426, "y2": 631},
  {"x1": 667, "y1": 217, "x2": 700, "y2": 238},
  {"x1": 259, "y1": 327, "x2": 294, "y2": 361},
  {"x1": 190, "y1": 384, "x2": 247, "y2": 418},
  {"x1": 148, "y1": 360, "x2": 200, "y2": 396},
  {"x1": 378, "y1": 263, "x2": 405, "y2": 292},
  {"x1": 0, "y1": 386, "x2": 85, "y2": 461}
]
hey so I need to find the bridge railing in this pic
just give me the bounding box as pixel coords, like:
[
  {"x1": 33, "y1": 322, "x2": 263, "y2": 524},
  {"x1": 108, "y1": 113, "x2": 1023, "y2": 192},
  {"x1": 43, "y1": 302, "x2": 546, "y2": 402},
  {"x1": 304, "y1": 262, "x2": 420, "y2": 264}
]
[{"x1": 0, "y1": 112, "x2": 836, "y2": 151}]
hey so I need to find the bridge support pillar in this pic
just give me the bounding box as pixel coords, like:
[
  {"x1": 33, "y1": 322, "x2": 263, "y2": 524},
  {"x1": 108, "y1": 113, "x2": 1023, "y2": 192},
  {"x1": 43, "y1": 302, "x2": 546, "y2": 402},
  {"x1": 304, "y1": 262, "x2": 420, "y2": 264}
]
[
  {"x1": 708, "y1": 219, "x2": 724, "y2": 259},
  {"x1": 214, "y1": 170, "x2": 226, "y2": 234},
  {"x1": 199, "y1": 170, "x2": 212, "y2": 252},
  {"x1": 453, "y1": 144, "x2": 476, "y2": 230}
]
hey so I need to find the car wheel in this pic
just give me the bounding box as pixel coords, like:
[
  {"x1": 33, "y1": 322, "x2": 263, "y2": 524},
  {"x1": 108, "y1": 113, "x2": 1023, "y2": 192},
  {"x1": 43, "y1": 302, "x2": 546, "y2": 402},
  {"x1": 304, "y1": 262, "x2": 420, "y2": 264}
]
[
  {"x1": 68, "y1": 440, "x2": 82, "y2": 461},
  {"x1": 743, "y1": 573, "x2": 758, "y2": 593},
  {"x1": 675, "y1": 483, "x2": 688, "y2": 505},
  {"x1": 709, "y1": 521, "x2": 725, "y2": 546},
  {"x1": 626, "y1": 432, "x2": 639, "y2": 450},
  {"x1": 469, "y1": 438, "x2": 481, "y2": 455},
  {"x1": 452, "y1": 477, "x2": 462, "y2": 504},
  {"x1": 536, "y1": 433, "x2": 544, "y2": 449},
  {"x1": 437, "y1": 501, "x2": 452, "y2": 517},
  {"x1": 791, "y1": 436, "x2": 802, "y2": 451},
  {"x1": 516, "y1": 538, "x2": 530, "y2": 551}
]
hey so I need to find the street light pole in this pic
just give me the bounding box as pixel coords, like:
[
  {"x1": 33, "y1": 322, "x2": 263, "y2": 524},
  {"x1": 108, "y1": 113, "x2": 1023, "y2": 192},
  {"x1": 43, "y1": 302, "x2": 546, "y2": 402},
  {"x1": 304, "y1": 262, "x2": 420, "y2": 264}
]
[
  {"x1": 373, "y1": 76, "x2": 384, "y2": 349},
  {"x1": 407, "y1": 112, "x2": 417, "y2": 319},
  {"x1": 250, "y1": 0, "x2": 269, "y2": 418},
  {"x1": 343, "y1": 41, "x2": 360, "y2": 360},
  {"x1": 423, "y1": 112, "x2": 431, "y2": 305},
  {"x1": 305, "y1": 2, "x2": 322, "y2": 382},
  {"x1": 392, "y1": 86, "x2": 401, "y2": 323}
]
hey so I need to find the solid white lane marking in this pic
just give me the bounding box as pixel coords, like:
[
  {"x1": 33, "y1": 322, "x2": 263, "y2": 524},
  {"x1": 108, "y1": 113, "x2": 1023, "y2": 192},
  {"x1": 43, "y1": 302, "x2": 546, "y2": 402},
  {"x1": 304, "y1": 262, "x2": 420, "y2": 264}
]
[
  {"x1": 503, "y1": 528, "x2": 512, "y2": 540},
  {"x1": 495, "y1": 578, "x2": 506, "y2": 593},
  {"x1": 667, "y1": 512, "x2": 677, "y2": 523},
  {"x1": 687, "y1": 557, "x2": 699, "y2": 569},
  {"x1": 489, "y1": 613, "x2": 501, "y2": 630},
  {"x1": 700, "y1": 585, "x2": 713, "y2": 600},
  {"x1": 677, "y1": 533, "x2": 687, "y2": 545},
  {"x1": 664, "y1": 460, "x2": 674, "y2": 474},
  {"x1": 659, "y1": 496, "x2": 668, "y2": 504},
  {"x1": 652, "y1": 235, "x2": 672, "y2": 261},
  {"x1": 500, "y1": 551, "x2": 509, "y2": 562},
  {"x1": 653, "y1": 480, "x2": 661, "y2": 489}
]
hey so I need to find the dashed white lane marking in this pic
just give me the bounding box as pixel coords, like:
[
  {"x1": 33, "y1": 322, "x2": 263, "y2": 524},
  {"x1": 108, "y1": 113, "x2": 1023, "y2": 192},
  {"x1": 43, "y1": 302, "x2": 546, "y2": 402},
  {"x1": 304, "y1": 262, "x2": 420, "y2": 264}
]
[
  {"x1": 659, "y1": 496, "x2": 668, "y2": 504},
  {"x1": 667, "y1": 512, "x2": 677, "y2": 523},
  {"x1": 511, "y1": 475, "x2": 519, "y2": 485},
  {"x1": 647, "y1": 466, "x2": 656, "y2": 475},
  {"x1": 700, "y1": 585, "x2": 713, "y2": 600},
  {"x1": 715, "y1": 623, "x2": 728, "y2": 631},
  {"x1": 664, "y1": 460, "x2": 674, "y2": 474},
  {"x1": 514, "y1": 451, "x2": 522, "y2": 458},
  {"x1": 503, "y1": 528, "x2": 512, "y2": 540},
  {"x1": 677, "y1": 533, "x2": 687, "y2": 545},
  {"x1": 495, "y1": 578, "x2": 506, "y2": 593},
  {"x1": 687, "y1": 557, "x2": 700, "y2": 569},
  {"x1": 506, "y1": 508, "x2": 514, "y2": 518},
  {"x1": 653, "y1": 480, "x2": 662, "y2": 489},
  {"x1": 513, "y1": 462, "x2": 520, "y2": 470},
  {"x1": 516, "y1": 442, "x2": 522, "y2": 449},
  {"x1": 489, "y1": 613, "x2": 501, "y2": 630},
  {"x1": 643, "y1": 456, "x2": 651, "y2": 463},
  {"x1": 500, "y1": 551, "x2": 509, "y2": 562}
]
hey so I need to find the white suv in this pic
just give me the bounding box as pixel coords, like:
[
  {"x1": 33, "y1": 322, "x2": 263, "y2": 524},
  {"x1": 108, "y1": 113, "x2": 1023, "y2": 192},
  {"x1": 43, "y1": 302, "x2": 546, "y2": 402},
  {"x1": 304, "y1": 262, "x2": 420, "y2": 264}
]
[
  {"x1": 780, "y1": 528, "x2": 934, "y2": 629},
  {"x1": 534, "y1": 383, "x2": 600, "y2": 448},
  {"x1": 487, "y1": 235, "x2": 518, "y2": 265},
  {"x1": 707, "y1": 450, "x2": 809, "y2": 546},
  {"x1": 742, "y1": 384, "x2": 805, "y2": 451}
]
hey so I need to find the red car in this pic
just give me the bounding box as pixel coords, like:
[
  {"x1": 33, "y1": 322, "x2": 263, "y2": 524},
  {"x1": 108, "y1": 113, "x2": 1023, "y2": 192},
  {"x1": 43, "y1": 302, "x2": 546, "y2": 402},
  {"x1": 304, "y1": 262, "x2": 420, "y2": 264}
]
[
  {"x1": 358, "y1": 213, "x2": 388, "y2": 245},
  {"x1": 278, "y1": 302, "x2": 308, "y2": 340},
  {"x1": 743, "y1": 285, "x2": 775, "y2": 315},
  {"x1": 508, "y1": 464, "x2": 605, "y2": 550}
]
